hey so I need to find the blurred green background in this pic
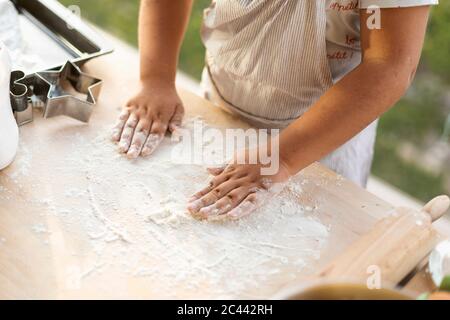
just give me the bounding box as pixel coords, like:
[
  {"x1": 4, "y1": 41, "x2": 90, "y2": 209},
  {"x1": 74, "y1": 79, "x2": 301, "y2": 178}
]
[{"x1": 60, "y1": 0, "x2": 450, "y2": 202}]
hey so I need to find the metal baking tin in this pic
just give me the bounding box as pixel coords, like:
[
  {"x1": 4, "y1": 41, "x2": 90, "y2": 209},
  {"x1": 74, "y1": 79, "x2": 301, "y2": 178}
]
[{"x1": 8, "y1": 0, "x2": 113, "y2": 125}]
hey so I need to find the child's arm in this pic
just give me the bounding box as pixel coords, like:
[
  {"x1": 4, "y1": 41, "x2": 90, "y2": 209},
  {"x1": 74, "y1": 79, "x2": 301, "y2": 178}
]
[
  {"x1": 188, "y1": 6, "x2": 431, "y2": 220},
  {"x1": 279, "y1": 6, "x2": 430, "y2": 175},
  {"x1": 112, "y1": 0, "x2": 193, "y2": 158}
]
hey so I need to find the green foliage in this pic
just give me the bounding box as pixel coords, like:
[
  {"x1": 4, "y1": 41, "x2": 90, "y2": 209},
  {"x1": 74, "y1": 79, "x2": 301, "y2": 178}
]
[
  {"x1": 60, "y1": 0, "x2": 140, "y2": 46},
  {"x1": 59, "y1": 0, "x2": 210, "y2": 79},
  {"x1": 377, "y1": 82, "x2": 445, "y2": 146},
  {"x1": 423, "y1": 3, "x2": 450, "y2": 83},
  {"x1": 373, "y1": 136, "x2": 446, "y2": 202},
  {"x1": 374, "y1": 78, "x2": 448, "y2": 202}
]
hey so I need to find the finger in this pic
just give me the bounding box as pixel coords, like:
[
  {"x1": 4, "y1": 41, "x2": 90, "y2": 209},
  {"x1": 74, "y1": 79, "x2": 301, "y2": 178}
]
[
  {"x1": 111, "y1": 109, "x2": 130, "y2": 142},
  {"x1": 141, "y1": 133, "x2": 163, "y2": 157},
  {"x1": 187, "y1": 172, "x2": 230, "y2": 207},
  {"x1": 118, "y1": 113, "x2": 138, "y2": 153},
  {"x1": 260, "y1": 177, "x2": 274, "y2": 190},
  {"x1": 227, "y1": 193, "x2": 259, "y2": 220},
  {"x1": 170, "y1": 126, "x2": 183, "y2": 143},
  {"x1": 201, "y1": 187, "x2": 256, "y2": 220},
  {"x1": 187, "y1": 182, "x2": 214, "y2": 205},
  {"x1": 198, "y1": 196, "x2": 233, "y2": 219},
  {"x1": 168, "y1": 103, "x2": 184, "y2": 133},
  {"x1": 188, "y1": 187, "x2": 209, "y2": 203},
  {"x1": 126, "y1": 120, "x2": 151, "y2": 159},
  {"x1": 192, "y1": 179, "x2": 242, "y2": 214},
  {"x1": 140, "y1": 121, "x2": 167, "y2": 157},
  {"x1": 207, "y1": 165, "x2": 226, "y2": 176}
]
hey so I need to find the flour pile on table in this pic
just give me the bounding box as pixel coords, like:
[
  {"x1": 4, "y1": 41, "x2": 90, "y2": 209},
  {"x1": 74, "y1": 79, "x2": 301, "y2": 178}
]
[{"x1": 1, "y1": 118, "x2": 329, "y2": 298}]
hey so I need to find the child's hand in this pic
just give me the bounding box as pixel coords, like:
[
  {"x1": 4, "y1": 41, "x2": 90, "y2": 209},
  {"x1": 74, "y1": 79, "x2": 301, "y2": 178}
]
[
  {"x1": 187, "y1": 149, "x2": 291, "y2": 220},
  {"x1": 111, "y1": 83, "x2": 184, "y2": 158}
]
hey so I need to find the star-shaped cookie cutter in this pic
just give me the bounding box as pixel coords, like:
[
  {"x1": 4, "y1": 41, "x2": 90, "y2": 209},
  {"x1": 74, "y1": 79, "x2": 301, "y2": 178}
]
[
  {"x1": 10, "y1": 61, "x2": 103, "y2": 125},
  {"x1": 37, "y1": 61, "x2": 102, "y2": 122}
]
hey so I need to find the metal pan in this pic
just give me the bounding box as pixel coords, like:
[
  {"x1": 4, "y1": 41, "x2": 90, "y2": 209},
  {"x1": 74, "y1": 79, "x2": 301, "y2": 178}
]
[
  {"x1": 11, "y1": 0, "x2": 113, "y2": 72},
  {"x1": 7, "y1": 0, "x2": 113, "y2": 125}
]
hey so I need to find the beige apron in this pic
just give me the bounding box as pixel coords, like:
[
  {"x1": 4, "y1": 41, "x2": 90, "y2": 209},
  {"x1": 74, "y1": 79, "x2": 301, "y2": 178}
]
[
  {"x1": 200, "y1": 0, "x2": 377, "y2": 186},
  {"x1": 201, "y1": 0, "x2": 333, "y2": 128}
]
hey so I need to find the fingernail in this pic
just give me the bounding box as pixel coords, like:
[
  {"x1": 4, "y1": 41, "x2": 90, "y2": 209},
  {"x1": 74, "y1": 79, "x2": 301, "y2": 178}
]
[
  {"x1": 227, "y1": 208, "x2": 242, "y2": 220},
  {"x1": 187, "y1": 196, "x2": 197, "y2": 203},
  {"x1": 141, "y1": 147, "x2": 152, "y2": 157},
  {"x1": 200, "y1": 205, "x2": 215, "y2": 215},
  {"x1": 118, "y1": 143, "x2": 128, "y2": 153},
  {"x1": 207, "y1": 207, "x2": 220, "y2": 216},
  {"x1": 119, "y1": 110, "x2": 129, "y2": 120},
  {"x1": 199, "y1": 207, "x2": 210, "y2": 217},
  {"x1": 127, "y1": 147, "x2": 139, "y2": 159},
  {"x1": 141, "y1": 148, "x2": 149, "y2": 156},
  {"x1": 187, "y1": 199, "x2": 202, "y2": 213},
  {"x1": 111, "y1": 130, "x2": 120, "y2": 141}
]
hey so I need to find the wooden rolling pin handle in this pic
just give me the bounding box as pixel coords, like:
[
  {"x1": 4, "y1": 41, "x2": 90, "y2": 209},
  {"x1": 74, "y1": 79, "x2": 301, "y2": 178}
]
[{"x1": 422, "y1": 195, "x2": 450, "y2": 222}]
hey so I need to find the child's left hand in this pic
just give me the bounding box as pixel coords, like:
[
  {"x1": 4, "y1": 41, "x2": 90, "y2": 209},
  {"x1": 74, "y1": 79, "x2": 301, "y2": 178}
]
[{"x1": 187, "y1": 149, "x2": 291, "y2": 220}]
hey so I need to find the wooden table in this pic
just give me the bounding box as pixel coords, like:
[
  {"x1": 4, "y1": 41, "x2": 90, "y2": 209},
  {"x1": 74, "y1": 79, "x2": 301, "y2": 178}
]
[{"x1": 0, "y1": 34, "x2": 446, "y2": 299}]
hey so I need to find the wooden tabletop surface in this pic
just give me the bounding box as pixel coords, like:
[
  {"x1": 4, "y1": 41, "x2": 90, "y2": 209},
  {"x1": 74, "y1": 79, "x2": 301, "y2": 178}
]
[{"x1": 0, "y1": 33, "x2": 446, "y2": 299}]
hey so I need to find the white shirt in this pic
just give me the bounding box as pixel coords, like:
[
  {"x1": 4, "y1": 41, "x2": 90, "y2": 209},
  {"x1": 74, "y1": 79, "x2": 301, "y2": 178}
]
[{"x1": 326, "y1": 0, "x2": 439, "y2": 82}]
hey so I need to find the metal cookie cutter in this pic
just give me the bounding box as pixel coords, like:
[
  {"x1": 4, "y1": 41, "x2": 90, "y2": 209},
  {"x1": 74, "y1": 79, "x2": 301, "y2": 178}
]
[
  {"x1": 7, "y1": 0, "x2": 114, "y2": 125},
  {"x1": 38, "y1": 61, "x2": 102, "y2": 122},
  {"x1": 10, "y1": 62, "x2": 102, "y2": 125},
  {"x1": 10, "y1": 70, "x2": 34, "y2": 126}
]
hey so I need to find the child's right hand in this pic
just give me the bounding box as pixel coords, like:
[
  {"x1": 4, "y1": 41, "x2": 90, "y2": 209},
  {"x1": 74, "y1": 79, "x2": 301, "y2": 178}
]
[{"x1": 111, "y1": 82, "x2": 184, "y2": 159}]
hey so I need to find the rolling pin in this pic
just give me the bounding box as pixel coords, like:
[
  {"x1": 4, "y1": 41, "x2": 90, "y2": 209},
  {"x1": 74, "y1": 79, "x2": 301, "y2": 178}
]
[{"x1": 317, "y1": 195, "x2": 450, "y2": 287}]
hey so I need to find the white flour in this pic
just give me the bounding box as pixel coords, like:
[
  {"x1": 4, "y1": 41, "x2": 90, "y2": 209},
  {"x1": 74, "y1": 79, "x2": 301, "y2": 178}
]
[{"x1": 0, "y1": 118, "x2": 330, "y2": 298}]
